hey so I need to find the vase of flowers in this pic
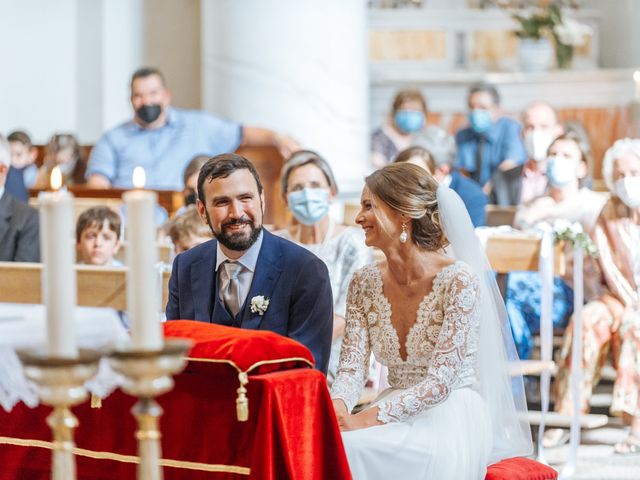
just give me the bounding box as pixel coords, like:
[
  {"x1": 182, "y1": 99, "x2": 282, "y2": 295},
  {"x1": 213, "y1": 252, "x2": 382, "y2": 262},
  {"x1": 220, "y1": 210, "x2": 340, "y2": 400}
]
[{"x1": 512, "y1": 3, "x2": 592, "y2": 71}]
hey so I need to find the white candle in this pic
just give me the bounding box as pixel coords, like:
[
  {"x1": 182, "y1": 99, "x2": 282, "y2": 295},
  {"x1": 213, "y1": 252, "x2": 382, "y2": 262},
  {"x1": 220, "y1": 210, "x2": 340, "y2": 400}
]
[
  {"x1": 39, "y1": 166, "x2": 78, "y2": 358},
  {"x1": 634, "y1": 71, "x2": 640, "y2": 102},
  {"x1": 124, "y1": 167, "x2": 162, "y2": 350}
]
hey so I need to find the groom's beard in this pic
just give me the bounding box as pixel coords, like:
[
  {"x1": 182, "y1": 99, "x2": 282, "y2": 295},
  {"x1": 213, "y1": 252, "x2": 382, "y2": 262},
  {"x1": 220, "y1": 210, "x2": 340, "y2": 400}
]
[{"x1": 207, "y1": 213, "x2": 262, "y2": 251}]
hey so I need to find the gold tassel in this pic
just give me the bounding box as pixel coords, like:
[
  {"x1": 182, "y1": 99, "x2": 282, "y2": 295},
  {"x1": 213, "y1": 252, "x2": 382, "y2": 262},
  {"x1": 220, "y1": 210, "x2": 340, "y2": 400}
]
[
  {"x1": 90, "y1": 394, "x2": 102, "y2": 409},
  {"x1": 236, "y1": 372, "x2": 249, "y2": 422}
]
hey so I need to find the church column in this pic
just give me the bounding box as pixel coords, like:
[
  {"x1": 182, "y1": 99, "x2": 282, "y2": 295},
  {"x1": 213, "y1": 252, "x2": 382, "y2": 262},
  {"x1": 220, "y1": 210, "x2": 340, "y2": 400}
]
[{"x1": 201, "y1": 0, "x2": 370, "y2": 205}]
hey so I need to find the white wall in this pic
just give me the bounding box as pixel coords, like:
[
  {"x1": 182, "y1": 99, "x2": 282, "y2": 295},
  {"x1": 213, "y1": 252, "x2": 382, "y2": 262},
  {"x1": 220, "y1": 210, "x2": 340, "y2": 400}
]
[
  {"x1": 0, "y1": 0, "x2": 78, "y2": 143},
  {"x1": 583, "y1": 0, "x2": 640, "y2": 69},
  {"x1": 201, "y1": 0, "x2": 370, "y2": 197},
  {"x1": 0, "y1": 0, "x2": 143, "y2": 144}
]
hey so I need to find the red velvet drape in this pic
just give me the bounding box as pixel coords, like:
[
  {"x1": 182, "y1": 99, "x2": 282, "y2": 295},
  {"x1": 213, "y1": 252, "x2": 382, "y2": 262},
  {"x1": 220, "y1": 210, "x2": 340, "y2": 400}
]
[{"x1": 0, "y1": 364, "x2": 351, "y2": 479}]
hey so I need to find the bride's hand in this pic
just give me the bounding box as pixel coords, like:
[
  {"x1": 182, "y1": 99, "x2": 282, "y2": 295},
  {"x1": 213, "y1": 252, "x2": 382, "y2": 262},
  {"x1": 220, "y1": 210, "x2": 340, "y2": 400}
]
[
  {"x1": 339, "y1": 407, "x2": 382, "y2": 432},
  {"x1": 333, "y1": 399, "x2": 350, "y2": 430}
]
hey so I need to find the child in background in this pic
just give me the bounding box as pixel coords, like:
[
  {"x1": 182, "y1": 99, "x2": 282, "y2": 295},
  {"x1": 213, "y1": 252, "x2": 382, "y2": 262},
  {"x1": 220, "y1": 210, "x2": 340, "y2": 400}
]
[
  {"x1": 8, "y1": 131, "x2": 38, "y2": 188},
  {"x1": 167, "y1": 205, "x2": 212, "y2": 254},
  {"x1": 76, "y1": 206, "x2": 122, "y2": 266},
  {"x1": 34, "y1": 133, "x2": 85, "y2": 188}
]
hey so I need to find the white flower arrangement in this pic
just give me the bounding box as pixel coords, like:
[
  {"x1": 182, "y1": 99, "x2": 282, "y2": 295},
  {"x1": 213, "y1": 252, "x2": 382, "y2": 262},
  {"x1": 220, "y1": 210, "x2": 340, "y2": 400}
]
[
  {"x1": 553, "y1": 17, "x2": 592, "y2": 47},
  {"x1": 250, "y1": 295, "x2": 270, "y2": 316},
  {"x1": 551, "y1": 219, "x2": 598, "y2": 257}
]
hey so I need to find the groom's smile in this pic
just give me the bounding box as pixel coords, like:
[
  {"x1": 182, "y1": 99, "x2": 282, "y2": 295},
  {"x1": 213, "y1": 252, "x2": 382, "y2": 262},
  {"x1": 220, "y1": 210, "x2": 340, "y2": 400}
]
[{"x1": 197, "y1": 168, "x2": 265, "y2": 258}]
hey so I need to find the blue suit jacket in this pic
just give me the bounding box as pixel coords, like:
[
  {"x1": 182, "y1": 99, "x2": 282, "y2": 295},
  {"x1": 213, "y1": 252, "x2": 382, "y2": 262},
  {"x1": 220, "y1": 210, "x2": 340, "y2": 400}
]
[
  {"x1": 166, "y1": 229, "x2": 333, "y2": 374},
  {"x1": 449, "y1": 169, "x2": 488, "y2": 227}
]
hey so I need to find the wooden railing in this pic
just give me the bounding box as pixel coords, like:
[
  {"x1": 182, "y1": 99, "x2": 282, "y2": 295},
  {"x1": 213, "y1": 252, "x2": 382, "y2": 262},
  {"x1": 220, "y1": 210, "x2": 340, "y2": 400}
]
[
  {"x1": 0, "y1": 262, "x2": 170, "y2": 310},
  {"x1": 29, "y1": 145, "x2": 288, "y2": 226}
]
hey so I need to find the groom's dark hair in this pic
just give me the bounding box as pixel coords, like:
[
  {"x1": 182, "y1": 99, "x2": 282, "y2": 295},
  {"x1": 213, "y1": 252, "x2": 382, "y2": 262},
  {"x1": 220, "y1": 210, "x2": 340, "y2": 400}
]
[{"x1": 197, "y1": 153, "x2": 264, "y2": 204}]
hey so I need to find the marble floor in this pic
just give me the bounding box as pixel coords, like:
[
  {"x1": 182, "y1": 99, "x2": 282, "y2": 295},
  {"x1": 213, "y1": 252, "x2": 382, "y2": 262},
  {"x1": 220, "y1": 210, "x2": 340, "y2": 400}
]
[
  {"x1": 528, "y1": 379, "x2": 640, "y2": 480},
  {"x1": 542, "y1": 417, "x2": 640, "y2": 480}
]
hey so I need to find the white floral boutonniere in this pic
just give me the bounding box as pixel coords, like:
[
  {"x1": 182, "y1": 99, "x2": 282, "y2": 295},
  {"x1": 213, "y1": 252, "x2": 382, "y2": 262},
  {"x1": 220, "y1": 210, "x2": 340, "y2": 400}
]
[{"x1": 250, "y1": 295, "x2": 270, "y2": 316}]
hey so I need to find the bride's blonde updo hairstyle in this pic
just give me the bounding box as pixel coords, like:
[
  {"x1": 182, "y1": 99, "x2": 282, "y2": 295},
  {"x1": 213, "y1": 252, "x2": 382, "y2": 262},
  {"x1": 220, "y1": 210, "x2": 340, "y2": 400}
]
[{"x1": 365, "y1": 163, "x2": 449, "y2": 251}]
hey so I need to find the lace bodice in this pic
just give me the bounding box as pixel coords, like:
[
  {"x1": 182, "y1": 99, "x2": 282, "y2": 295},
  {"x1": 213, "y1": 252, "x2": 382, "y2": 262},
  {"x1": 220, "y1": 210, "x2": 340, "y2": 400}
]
[{"x1": 330, "y1": 261, "x2": 481, "y2": 423}]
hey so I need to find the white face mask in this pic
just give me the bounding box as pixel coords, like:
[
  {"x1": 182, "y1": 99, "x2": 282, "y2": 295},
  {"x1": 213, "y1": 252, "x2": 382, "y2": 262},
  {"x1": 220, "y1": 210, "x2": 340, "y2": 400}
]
[
  {"x1": 614, "y1": 177, "x2": 640, "y2": 208},
  {"x1": 524, "y1": 130, "x2": 554, "y2": 163}
]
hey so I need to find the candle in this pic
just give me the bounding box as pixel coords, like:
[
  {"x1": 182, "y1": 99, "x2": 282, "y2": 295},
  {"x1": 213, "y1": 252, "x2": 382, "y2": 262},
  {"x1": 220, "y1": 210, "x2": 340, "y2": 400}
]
[
  {"x1": 634, "y1": 71, "x2": 640, "y2": 102},
  {"x1": 124, "y1": 167, "x2": 163, "y2": 350},
  {"x1": 39, "y1": 166, "x2": 78, "y2": 358}
]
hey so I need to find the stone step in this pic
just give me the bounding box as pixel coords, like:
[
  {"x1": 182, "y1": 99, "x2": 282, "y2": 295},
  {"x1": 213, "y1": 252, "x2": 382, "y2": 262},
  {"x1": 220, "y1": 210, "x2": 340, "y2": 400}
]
[{"x1": 526, "y1": 411, "x2": 609, "y2": 429}]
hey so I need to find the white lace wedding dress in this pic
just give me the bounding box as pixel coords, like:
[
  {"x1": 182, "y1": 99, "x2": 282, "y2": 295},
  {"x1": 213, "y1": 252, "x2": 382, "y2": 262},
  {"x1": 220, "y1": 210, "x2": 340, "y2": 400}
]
[{"x1": 331, "y1": 261, "x2": 493, "y2": 480}]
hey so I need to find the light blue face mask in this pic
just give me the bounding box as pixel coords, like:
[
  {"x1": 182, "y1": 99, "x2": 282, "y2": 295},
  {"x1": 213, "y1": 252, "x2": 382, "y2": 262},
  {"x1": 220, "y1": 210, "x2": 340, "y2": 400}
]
[
  {"x1": 546, "y1": 155, "x2": 579, "y2": 187},
  {"x1": 394, "y1": 110, "x2": 425, "y2": 133},
  {"x1": 287, "y1": 188, "x2": 330, "y2": 226},
  {"x1": 469, "y1": 109, "x2": 493, "y2": 134}
]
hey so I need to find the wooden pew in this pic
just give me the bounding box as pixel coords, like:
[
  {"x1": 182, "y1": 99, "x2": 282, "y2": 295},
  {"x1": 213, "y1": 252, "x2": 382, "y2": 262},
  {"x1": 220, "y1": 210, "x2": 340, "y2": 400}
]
[
  {"x1": 30, "y1": 145, "x2": 288, "y2": 226},
  {"x1": 29, "y1": 187, "x2": 182, "y2": 219},
  {"x1": 115, "y1": 242, "x2": 173, "y2": 264},
  {"x1": 485, "y1": 232, "x2": 565, "y2": 275},
  {"x1": 0, "y1": 262, "x2": 170, "y2": 310}
]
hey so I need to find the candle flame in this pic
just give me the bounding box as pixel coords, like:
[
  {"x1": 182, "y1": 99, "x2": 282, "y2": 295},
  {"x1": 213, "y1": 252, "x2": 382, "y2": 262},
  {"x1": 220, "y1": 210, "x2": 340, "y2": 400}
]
[
  {"x1": 50, "y1": 166, "x2": 63, "y2": 190},
  {"x1": 132, "y1": 166, "x2": 146, "y2": 189},
  {"x1": 635, "y1": 71, "x2": 640, "y2": 83}
]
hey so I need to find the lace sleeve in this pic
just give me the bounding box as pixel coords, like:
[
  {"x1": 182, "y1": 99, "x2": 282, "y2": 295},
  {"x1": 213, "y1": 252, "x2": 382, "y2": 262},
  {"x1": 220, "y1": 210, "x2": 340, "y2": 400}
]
[
  {"x1": 377, "y1": 268, "x2": 480, "y2": 423},
  {"x1": 330, "y1": 270, "x2": 370, "y2": 412}
]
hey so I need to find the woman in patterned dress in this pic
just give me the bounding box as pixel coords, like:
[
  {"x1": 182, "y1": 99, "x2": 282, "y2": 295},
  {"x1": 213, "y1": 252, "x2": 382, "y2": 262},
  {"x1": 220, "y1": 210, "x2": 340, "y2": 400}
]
[{"x1": 546, "y1": 139, "x2": 640, "y2": 453}]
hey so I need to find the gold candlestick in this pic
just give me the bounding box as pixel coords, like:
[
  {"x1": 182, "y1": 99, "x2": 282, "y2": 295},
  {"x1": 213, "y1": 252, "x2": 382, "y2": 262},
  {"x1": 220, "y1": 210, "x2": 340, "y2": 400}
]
[
  {"x1": 18, "y1": 349, "x2": 102, "y2": 480},
  {"x1": 108, "y1": 339, "x2": 191, "y2": 480}
]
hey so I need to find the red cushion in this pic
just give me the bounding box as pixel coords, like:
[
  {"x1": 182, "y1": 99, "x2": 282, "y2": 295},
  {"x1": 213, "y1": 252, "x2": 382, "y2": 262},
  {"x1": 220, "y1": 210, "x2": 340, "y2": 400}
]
[
  {"x1": 163, "y1": 320, "x2": 314, "y2": 374},
  {"x1": 486, "y1": 458, "x2": 558, "y2": 480}
]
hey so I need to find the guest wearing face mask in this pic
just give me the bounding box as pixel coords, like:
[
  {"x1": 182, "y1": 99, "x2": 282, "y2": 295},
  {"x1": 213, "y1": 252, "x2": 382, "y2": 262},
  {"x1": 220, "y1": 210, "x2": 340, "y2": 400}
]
[
  {"x1": 545, "y1": 139, "x2": 640, "y2": 452},
  {"x1": 370, "y1": 89, "x2": 448, "y2": 169},
  {"x1": 86, "y1": 67, "x2": 298, "y2": 190},
  {"x1": 394, "y1": 143, "x2": 487, "y2": 227},
  {"x1": 454, "y1": 83, "x2": 527, "y2": 206},
  {"x1": 518, "y1": 101, "x2": 564, "y2": 204},
  {"x1": 275, "y1": 150, "x2": 373, "y2": 384},
  {"x1": 506, "y1": 132, "x2": 607, "y2": 360},
  {"x1": 33, "y1": 133, "x2": 86, "y2": 189}
]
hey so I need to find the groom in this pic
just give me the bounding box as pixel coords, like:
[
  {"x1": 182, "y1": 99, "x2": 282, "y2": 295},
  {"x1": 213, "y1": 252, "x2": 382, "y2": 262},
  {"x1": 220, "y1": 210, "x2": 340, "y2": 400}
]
[{"x1": 166, "y1": 153, "x2": 333, "y2": 374}]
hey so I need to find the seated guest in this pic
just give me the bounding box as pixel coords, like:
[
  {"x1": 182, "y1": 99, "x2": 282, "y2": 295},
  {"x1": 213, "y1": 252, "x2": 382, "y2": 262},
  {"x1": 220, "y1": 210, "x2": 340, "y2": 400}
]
[
  {"x1": 546, "y1": 139, "x2": 640, "y2": 451},
  {"x1": 5, "y1": 131, "x2": 36, "y2": 203},
  {"x1": 75, "y1": 206, "x2": 129, "y2": 329},
  {"x1": 518, "y1": 101, "x2": 564, "y2": 204},
  {"x1": 182, "y1": 154, "x2": 209, "y2": 207},
  {"x1": 166, "y1": 154, "x2": 333, "y2": 374},
  {"x1": 33, "y1": 133, "x2": 85, "y2": 189},
  {"x1": 394, "y1": 145, "x2": 487, "y2": 227},
  {"x1": 370, "y1": 89, "x2": 448, "y2": 169},
  {"x1": 507, "y1": 132, "x2": 607, "y2": 359},
  {"x1": 8, "y1": 130, "x2": 38, "y2": 189},
  {"x1": 76, "y1": 206, "x2": 123, "y2": 266},
  {"x1": 455, "y1": 83, "x2": 527, "y2": 206},
  {"x1": 275, "y1": 150, "x2": 372, "y2": 383},
  {"x1": 86, "y1": 67, "x2": 299, "y2": 191},
  {"x1": 0, "y1": 134, "x2": 39, "y2": 262},
  {"x1": 5, "y1": 165, "x2": 28, "y2": 203},
  {"x1": 167, "y1": 205, "x2": 213, "y2": 254}
]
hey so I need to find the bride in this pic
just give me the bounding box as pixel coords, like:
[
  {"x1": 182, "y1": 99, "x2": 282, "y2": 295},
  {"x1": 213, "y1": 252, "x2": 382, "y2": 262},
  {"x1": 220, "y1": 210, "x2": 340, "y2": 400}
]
[{"x1": 331, "y1": 163, "x2": 532, "y2": 479}]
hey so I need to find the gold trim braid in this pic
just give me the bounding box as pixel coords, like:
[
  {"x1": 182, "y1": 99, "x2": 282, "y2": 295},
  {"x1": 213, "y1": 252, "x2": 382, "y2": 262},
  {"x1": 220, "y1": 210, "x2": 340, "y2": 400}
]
[
  {"x1": 185, "y1": 355, "x2": 314, "y2": 421},
  {"x1": 0, "y1": 436, "x2": 250, "y2": 476}
]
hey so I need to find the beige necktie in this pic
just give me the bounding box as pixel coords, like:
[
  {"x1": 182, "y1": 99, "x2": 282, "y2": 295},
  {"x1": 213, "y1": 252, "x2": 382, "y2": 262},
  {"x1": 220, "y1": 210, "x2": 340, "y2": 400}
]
[{"x1": 220, "y1": 261, "x2": 243, "y2": 317}]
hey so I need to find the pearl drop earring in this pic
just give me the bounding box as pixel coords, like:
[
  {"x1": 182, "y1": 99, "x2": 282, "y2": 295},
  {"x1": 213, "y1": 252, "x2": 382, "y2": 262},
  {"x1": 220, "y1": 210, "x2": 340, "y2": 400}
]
[{"x1": 399, "y1": 222, "x2": 408, "y2": 244}]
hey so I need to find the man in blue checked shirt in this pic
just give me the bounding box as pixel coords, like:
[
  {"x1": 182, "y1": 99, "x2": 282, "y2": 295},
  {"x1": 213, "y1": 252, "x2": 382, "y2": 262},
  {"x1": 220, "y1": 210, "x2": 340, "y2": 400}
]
[{"x1": 86, "y1": 67, "x2": 298, "y2": 191}]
